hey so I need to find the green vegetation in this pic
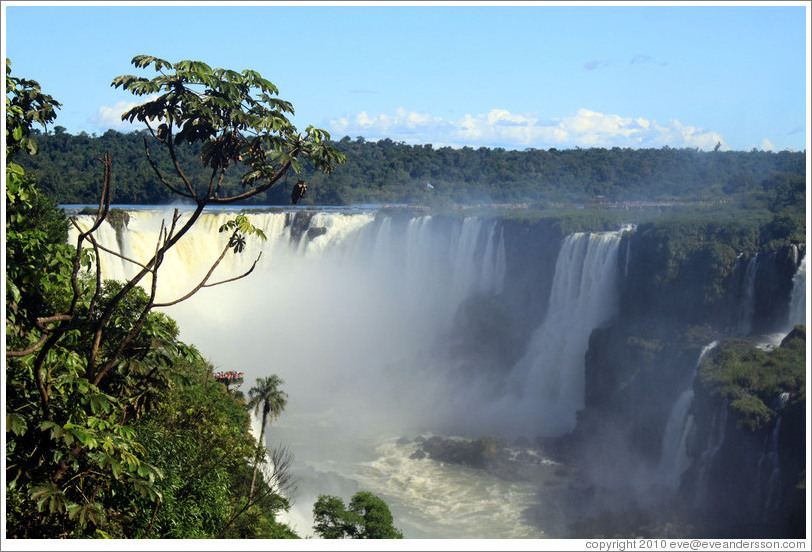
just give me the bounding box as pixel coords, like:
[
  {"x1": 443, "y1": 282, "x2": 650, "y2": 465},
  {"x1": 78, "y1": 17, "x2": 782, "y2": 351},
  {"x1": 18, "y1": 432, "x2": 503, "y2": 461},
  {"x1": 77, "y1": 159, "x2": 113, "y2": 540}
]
[
  {"x1": 629, "y1": 214, "x2": 762, "y2": 300},
  {"x1": 5, "y1": 57, "x2": 399, "y2": 539},
  {"x1": 698, "y1": 327, "x2": 806, "y2": 432},
  {"x1": 19, "y1": 130, "x2": 805, "y2": 210},
  {"x1": 313, "y1": 491, "x2": 404, "y2": 539}
]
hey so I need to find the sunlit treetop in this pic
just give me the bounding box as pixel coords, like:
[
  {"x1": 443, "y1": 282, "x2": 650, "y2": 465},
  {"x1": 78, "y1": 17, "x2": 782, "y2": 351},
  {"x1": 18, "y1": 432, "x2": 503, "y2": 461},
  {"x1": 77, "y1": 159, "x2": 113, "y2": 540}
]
[{"x1": 112, "y1": 55, "x2": 346, "y2": 204}]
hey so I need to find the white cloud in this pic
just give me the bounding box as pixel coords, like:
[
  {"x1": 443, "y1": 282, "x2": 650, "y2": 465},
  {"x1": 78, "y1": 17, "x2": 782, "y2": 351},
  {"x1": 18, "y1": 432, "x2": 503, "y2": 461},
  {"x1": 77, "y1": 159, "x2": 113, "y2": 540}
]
[
  {"x1": 90, "y1": 96, "x2": 161, "y2": 131},
  {"x1": 759, "y1": 138, "x2": 775, "y2": 152},
  {"x1": 327, "y1": 107, "x2": 725, "y2": 150}
]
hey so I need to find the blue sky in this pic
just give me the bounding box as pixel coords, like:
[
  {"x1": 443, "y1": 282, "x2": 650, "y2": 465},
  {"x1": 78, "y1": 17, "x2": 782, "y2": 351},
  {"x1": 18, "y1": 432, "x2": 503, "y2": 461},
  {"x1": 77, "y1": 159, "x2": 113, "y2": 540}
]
[{"x1": 2, "y1": 2, "x2": 809, "y2": 152}]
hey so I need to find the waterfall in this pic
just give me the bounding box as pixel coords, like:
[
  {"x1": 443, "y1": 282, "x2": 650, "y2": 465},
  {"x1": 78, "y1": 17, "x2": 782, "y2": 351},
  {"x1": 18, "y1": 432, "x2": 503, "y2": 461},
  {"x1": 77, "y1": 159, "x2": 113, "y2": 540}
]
[
  {"x1": 465, "y1": 229, "x2": 626, "y2": 437},
  {"x1": 658, "y1": 341, "x2": 718, "y2": 490},
  {"x1": 66, "y1": 208, "x2": 511, "y2": 427},
  {"x1": 757, "y1": 252, "x2": 808, "y2": 349},
  {"x1": 787, "y1": 254, "x2": 806, "y2": 329},
  {"x1": 736, "y1": 256, "x2": 758, "y2": 336}
]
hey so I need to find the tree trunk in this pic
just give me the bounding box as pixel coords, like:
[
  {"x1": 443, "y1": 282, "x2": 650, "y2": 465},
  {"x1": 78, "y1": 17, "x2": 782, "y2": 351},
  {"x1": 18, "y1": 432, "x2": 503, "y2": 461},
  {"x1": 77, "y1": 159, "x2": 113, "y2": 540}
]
[{"x1": 247, "y1": 411, "x2": 268, "y2": 505}]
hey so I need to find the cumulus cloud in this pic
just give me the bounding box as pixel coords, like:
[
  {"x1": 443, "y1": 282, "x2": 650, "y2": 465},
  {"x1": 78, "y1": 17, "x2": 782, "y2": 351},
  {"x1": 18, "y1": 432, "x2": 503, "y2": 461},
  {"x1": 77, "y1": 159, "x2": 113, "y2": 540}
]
[
  {"x1": 90, "y1": 96, "x2": 161, "y2": 131},
  {"x1": 327, "y1": 107, "x2": 725, "y2": 150}
]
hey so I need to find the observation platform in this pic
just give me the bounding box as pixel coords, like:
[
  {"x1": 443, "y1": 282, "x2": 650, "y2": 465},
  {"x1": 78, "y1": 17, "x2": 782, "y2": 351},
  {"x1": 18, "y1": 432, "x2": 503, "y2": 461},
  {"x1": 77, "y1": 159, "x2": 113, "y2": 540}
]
[{"x1": 214, "y1": 371, "x2": 244, "y2": 387}]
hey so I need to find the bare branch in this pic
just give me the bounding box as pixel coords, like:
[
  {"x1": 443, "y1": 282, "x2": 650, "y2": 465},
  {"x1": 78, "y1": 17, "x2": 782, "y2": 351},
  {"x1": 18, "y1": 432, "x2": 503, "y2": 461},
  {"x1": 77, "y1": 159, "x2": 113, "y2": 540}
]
[
  {"x1": 200, "y1": 253, "x2": 262, "y2": 288},
  {"x1": 207, "y1": 160, "x2": 292, "y2": 205},
  {"x1": 5, "y1": 315, "x2": 70, "y2": 357},
  {"x1": 143, "y1": 497, "x2": 162, "y2": 538},
  {"x1": 6, "y1": 333, "x2": 51, "y2": 358},
  {"x1": 91, "y1": 262, "x2": 159, "y2": 387},
  {"x1": 143, "y1": 136, "x2": 193, "y2": 199},
  {"x1": 36, "y1": 314, "x2": 73, "y2": 328},
  {"x1": 216, "y1": 443, "x2": 297, "y2": 538},
  {"x1": 69, "y1": 218, "x2": 151, "y2": 272},
  {"x1": 165, "y1": 132, "x2": 198, "y2": 201},
  {"x1": 153, "y1": 241, "x2": 262, "y2": 308},
  {"x1": 264, "y1": 444, "x2": 298, "y2": 500}
]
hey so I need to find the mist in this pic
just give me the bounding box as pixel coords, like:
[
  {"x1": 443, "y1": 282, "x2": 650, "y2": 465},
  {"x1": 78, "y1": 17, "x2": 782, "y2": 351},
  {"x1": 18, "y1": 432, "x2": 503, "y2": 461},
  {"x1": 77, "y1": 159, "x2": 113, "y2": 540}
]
[{"x1": 69, "y1": 206, "x2": 806, "y2": 538}]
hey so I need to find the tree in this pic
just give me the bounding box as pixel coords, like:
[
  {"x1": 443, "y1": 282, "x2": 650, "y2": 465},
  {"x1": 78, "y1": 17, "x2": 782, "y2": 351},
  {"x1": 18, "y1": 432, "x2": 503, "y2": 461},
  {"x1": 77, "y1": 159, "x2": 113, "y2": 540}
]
[
  {"x1": 312, "y1": 491, "x2": 404, "y2": 539},
  {"x1": 5, "y1": 58, "x2": 61, "y2": 158},
  {"x1": 246, "y1": 375, "x2": 288, "y2": 503},
  {"x1": 5, "y1": 55, "x2": 345, "y2": 537}
]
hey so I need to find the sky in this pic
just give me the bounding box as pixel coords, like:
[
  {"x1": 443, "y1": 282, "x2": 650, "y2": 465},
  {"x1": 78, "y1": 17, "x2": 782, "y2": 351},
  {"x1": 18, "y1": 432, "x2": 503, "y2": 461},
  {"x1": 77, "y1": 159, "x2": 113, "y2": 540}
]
[{"x1": 2, "y1": 1, "x2": 809, "y2": 152}]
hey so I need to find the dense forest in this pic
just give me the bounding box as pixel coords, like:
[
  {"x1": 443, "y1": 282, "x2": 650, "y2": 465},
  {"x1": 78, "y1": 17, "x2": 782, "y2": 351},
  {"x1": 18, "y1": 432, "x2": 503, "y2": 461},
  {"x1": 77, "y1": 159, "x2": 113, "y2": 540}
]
[{"x1": 19, "y1": 128, "x2": 806, "y2": 208}]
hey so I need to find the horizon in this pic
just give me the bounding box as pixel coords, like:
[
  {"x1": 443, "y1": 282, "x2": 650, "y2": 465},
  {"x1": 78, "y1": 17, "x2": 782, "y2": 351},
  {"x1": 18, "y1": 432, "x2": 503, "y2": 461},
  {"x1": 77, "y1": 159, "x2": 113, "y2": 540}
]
[{"x1": 26, "y1": 125, "x2": 809, "y2": 155}]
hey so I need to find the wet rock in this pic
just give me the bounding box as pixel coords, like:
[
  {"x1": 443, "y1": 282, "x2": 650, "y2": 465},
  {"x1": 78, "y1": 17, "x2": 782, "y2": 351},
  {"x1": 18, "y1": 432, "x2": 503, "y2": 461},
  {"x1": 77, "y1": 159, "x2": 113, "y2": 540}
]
[{"x1": 411, "y1": 435, "x2": 530, "y2": 481}]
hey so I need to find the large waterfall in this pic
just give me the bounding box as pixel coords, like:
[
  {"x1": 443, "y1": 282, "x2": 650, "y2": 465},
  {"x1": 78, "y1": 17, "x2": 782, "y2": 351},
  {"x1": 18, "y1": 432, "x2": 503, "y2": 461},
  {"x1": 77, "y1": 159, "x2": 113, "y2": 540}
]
[
  {"x1": 68, "y1": 207, "x2": 630, "y2": 537},
  {"x1": 474, "y1": 229, "x2": 627, "y2": 437},
  {"x1": 65, "y1": 206, "x2": 806, "y2": 538}
]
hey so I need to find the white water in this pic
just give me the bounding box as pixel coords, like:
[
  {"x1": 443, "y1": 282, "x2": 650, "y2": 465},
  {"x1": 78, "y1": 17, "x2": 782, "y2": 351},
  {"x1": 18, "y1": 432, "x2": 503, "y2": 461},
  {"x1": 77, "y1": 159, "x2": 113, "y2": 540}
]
[
  {"x1": 58, "y1": 207, "x2": 802, "y2": 538},
  {"x1": 502, "y1": 230, "x2": 626, "y2": 435},
  {"x1": 69, "y1": 208, "x2": 577, "y2": 537},
  {"x1": 693, "y1": 402, "x2": 729, "y2": 508},
  {"x1": 68, "y1": 209, "x2": 632, "y2": 538},
  {"x1": 756, "y1": 253, "x2": 807, "y2": 349},
  {"x1": 787, "y1": 254, "x2": 807, "y2": 328},
  {"x1": 756, "y1": 392, "x2": 790, "y2": 520},
  {"x1": 658, "y1": 342, "x2": 718, "y2": 490}
]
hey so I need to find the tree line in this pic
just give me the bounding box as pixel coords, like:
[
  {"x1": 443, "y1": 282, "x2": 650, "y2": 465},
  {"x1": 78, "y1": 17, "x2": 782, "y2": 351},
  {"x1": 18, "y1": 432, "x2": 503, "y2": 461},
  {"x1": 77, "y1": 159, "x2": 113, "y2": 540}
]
[{"x1": 20, "y1": 128, "x2": 806, "y2": 207}]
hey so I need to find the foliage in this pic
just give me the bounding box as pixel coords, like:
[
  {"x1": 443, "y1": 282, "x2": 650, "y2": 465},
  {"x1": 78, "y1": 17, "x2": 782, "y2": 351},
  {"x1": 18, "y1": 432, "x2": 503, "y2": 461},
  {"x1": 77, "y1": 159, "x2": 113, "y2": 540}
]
[
  {"x1": 698, "y1": 327, "x2": 806, "y2": 431},
  {"x1": 312, "y1": 491, "x2": 404, "y2": 539},
  {"x1": 6, "y1": 58, "x2": 61, "y2": 158},
  {"x1": 119, "y1": 360, "x2": 296, "y2": 538},
  {"x1": 6, "y1": 56, "x2": 344, "y2": 538},
  {"x1": 618, "y1": 208, "x2": 804, "y2": 329},
  {"x1": 18, "y1": 131, "x2": 805, "y2": 209},
  {"x1": 109, "y1": 54, "x2": 345, "y2": 205},
  {"x1": 247, "y1": 375, "x2": 288, "y2": 427}
]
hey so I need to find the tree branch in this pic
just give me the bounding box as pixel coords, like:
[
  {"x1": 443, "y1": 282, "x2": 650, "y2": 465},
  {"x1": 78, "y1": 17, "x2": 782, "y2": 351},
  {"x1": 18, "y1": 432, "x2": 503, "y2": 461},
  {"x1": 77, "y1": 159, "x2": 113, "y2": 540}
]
[
  {"x1": 164, "y1": 129, "x2": 198, "y2": 201},
  {"x1": 69, "y1": 218, "x2": 151, "y2": 272},
  {"x1": 143, "y1": 137, "x2": 193, "y2": 199},
  {"x1": 5, "y1": 315, "x2": 72, "y2": 357},
  {"x1": 154, "y1": 246, "x2": 262, "y2": 308},
  {"x1": 207, "y1": 160, "x2": 292, "y2": 204}
]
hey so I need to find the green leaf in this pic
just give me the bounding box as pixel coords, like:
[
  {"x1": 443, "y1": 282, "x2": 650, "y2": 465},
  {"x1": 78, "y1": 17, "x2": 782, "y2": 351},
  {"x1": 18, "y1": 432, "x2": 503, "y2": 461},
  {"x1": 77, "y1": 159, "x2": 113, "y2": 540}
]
[
  {"x1": 110, "y1": 460, "x2": 122, "y2": 480},
  {"x1": 7, "y1": 412, "x2": 28, "y2": 436}
]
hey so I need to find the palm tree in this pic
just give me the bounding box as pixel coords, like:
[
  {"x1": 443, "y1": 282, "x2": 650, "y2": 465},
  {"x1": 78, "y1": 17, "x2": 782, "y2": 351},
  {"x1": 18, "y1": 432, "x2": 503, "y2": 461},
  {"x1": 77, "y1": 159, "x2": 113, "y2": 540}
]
[{"x1": 246, "y1": 374, "x2": 288, "y2": 504}]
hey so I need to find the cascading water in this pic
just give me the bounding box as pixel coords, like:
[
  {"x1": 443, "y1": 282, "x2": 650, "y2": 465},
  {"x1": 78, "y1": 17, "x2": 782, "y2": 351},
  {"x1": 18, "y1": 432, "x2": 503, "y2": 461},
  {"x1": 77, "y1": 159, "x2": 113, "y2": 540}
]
[
  {"x1": 756, "y1": 252, "x2": 807, "y2": 349},
  {"x1": 69, "y1": 207, "x2": 568, "y2": 537},
  {"x1": 486, "y1": 229, "x2": 627, "y2": 437},
  {"x1": 736, "y1": 255, "x2": 758, "y2": 336},
  {"x1": 787, "y1": 254, "x2": 806, "y2": 329},
  {"x1": 69, "y1": 208, "x2": 633, "y2": 537},
  {"x1": 658, "y1": 342, "x2": 718, "y2": 490}
]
